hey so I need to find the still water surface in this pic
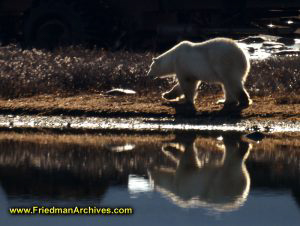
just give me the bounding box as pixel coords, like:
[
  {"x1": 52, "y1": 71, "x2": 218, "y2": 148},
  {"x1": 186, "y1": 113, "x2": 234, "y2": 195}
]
[{"x1": 0, "y1": 131, "x2": 299, "y2": 226}]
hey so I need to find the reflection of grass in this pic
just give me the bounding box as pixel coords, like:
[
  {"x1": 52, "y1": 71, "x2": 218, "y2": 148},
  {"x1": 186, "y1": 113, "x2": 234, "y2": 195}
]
[
  {"x1": 0, "y1": 132, "x2": 299, "y2": 175},
  {"x1": 0, "y1": 45, "x2": 299, "y2": 98},
  {"x1": 0, "y1": 132, "x2": 173, "y2": 146}
]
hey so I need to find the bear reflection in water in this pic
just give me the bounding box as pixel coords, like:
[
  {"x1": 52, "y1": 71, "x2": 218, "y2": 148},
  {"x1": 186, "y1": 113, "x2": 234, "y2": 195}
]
[{"x1": 149, "y1": 134, "x2": 251, "y2": 212}]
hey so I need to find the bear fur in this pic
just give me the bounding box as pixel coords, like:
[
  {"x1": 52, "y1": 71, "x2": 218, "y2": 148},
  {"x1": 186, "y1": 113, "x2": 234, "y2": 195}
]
[{"x1": 147, "y1": 38, "x2": 252, "y2": 111}]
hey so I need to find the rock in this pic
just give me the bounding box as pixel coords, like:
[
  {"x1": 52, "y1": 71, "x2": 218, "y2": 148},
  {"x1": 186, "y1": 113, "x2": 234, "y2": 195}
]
[
  {"x1": 277, "y1": 37, "x2": 295, "y2": 46},
  {"x1": 240, "y1": 36, "x2": 266, "y2": 44},
  {"x1": 247, "y1": 47, "x2": 255, "y2": 53},
  {"x1": 262, "y1": 41, "x2": 284, "y2": 47},
  {"x1": 264, "y1": 126, "x2": 272, "y2": 132},
  {"x1": 106, "y1": 88, "x2": 136, "y2": 95}
]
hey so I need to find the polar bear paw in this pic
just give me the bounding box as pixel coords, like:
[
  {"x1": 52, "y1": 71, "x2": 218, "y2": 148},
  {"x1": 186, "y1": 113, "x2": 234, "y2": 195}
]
[{"x1": 162, "y1": 92, "x2": 184, "y2": 101}]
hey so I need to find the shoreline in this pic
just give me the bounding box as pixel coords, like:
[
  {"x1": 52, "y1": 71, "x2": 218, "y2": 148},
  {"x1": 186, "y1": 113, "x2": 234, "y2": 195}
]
[{"x1": 0, "y1": 93, "x2": 299, "y2": 133}]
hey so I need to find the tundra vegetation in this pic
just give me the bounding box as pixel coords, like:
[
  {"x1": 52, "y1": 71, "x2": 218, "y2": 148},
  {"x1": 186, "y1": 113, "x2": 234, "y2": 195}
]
[{"x1": 0, "y1": 44, "x2": 299, "y2": 103}]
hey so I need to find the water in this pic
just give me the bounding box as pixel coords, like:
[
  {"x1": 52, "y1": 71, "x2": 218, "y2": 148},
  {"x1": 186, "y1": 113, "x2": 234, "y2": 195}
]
[
  {"x1": 240, "y1": 35, "x2": 300, "y2": 60},
  {"x1": 0, "y1": 114, "x2": 300, "y2": 132},
  {"x1": 0, "y1": 130, "x2": 299, "y2": 226}
]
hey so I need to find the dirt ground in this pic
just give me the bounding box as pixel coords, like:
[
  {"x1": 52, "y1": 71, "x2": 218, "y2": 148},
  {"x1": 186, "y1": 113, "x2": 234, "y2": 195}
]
[{"x1": 0, "y1": 92, "x2": 299, "y2": 122}]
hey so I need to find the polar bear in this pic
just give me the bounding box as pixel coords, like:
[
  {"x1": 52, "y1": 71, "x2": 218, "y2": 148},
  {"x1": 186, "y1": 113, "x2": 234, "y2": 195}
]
[
  {"x1": 147, "y1": 38, "x2": 252, "y2": 111},
  {"x1": 149, "y1": 134, "x2": 251, "y2": 211}
]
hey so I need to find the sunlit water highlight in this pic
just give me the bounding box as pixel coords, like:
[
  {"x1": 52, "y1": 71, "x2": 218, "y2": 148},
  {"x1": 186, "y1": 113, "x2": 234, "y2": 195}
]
[{"x1": 0, "y1": 115, "x2": 299, "y2": 132}]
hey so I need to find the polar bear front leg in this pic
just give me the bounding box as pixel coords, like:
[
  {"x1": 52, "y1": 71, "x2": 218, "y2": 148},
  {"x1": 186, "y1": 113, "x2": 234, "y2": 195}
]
[
  {"x1": 237, "y1": 88, "x2": 252, "y2": 109},
  {"x1": 177, "y1": 75, "x2": 199, "y2": 107},
  {"x1": 162, "y1": 83, "x2": 184, "y2": 101}
]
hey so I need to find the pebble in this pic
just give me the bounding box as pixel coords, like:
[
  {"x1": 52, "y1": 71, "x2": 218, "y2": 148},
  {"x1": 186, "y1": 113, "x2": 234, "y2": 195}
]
[
  {"x1": 245, "y1": 132, "x2": 265, "y2": 142},
  {"x1": 277, "y1": 37, "x2": 295, "y2": 46},
  {"x1": 240, "y1": 36, "x2": 266, "y2": 44}
]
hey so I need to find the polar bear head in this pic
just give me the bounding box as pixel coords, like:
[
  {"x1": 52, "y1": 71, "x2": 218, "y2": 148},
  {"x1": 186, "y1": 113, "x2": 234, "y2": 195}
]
[
  {"x1": 147, "y1": 57, "x2": 161, "y2": 78},
  {"x1": 147, "y1": 50, "x2": 176, "y2": 79}
]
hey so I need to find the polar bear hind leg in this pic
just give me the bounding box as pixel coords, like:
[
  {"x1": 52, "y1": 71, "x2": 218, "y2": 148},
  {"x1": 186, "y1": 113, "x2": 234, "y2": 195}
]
[{"x1": 223, "y1": 78, "x2": 252, "y2": 109}]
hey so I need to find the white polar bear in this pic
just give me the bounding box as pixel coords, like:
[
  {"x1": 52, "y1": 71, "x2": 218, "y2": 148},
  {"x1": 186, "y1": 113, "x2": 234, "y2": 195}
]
[{"x1": 147, "y1": 38, "x2": 252, "y2": 111}]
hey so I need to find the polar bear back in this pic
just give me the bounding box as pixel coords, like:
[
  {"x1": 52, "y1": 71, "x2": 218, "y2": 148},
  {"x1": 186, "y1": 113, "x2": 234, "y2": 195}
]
[{"x1": 170, "y1": 38, "x2": 250, "y2": 84}]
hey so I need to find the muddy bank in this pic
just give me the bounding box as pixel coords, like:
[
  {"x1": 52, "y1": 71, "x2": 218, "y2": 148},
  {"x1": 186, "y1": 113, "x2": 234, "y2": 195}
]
[
  {"x1": 1, "y1": 93, "x2": 300, "y2": 133},
  {"x1": 1, "y1": 92, "x2": 300, "y2": 118}
]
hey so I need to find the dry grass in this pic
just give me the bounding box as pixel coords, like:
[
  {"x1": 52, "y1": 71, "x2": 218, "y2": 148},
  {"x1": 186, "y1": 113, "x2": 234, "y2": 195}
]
[
  {"x1": 0, "y1": 44, "x2": 300, "y2": 99},
  {"x1": 0, "y1": 45, "x2": 162, "y2": 98},
  {"x1": 248, "y1": 56, "x2": 300, "y2": 96}
]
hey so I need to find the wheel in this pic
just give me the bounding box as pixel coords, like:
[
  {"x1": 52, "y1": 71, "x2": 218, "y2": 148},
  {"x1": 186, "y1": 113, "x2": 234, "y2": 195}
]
[{"x1": 23, "y1": 0, "x2": 118, "y2": 49}]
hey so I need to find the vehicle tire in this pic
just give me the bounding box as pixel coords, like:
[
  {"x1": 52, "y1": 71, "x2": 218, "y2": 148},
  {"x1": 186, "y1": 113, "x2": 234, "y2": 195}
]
[{"x1": 23, "y1": 0, "x2": 116, "y2": 49}]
